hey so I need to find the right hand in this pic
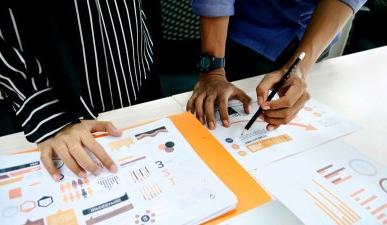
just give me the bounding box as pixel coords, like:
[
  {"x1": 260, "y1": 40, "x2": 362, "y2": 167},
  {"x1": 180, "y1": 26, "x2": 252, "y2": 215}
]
[
  {"x1": 186, "y1": 72, "x2": 252, "y2": 130},
  {"x1": 38, "y1": 120, "x2": 122, "y2": 181}
]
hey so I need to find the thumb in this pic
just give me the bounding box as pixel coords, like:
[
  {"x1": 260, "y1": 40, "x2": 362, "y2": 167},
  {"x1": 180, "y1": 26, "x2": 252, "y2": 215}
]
[
  {"x1": 90, "y1": 121, "x2": 122, "y2": 137},
  {"x1": 256, "y1": 71, "x2": 283, "y2": 105}
]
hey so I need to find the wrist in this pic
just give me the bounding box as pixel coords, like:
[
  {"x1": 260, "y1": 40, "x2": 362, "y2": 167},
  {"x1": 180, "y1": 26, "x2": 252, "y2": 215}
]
[{"x1": 199, "y1": 68, "x2": 227, "y2": 81}]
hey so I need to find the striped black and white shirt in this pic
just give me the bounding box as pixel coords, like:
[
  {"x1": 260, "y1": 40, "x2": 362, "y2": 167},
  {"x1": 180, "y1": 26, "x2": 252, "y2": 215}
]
[{"x1": 0, "y1": 0, "x2": 155, "y2": 143}]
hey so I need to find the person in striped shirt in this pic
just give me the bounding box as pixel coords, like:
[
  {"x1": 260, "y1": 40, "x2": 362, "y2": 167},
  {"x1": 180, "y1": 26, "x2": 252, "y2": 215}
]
[{"x1": 0, "y1": 0, "x2": 161, "y2": 180}]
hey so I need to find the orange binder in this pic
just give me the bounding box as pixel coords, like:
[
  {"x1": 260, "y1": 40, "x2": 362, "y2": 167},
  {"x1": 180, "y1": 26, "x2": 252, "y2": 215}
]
[
  {"x1": 12, "y1": 112, "x2": 271, "y2": 224},
  {"x1": 170, "y1": 113, "x2": 271, "y2": 224}
]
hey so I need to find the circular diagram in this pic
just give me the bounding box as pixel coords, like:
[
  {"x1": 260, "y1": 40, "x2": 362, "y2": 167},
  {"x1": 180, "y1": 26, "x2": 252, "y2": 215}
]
[
  {"x1": 349, "y1": 159, "x2": 377, "y2": 176},
  {"x1": 380, "y1": 178, "x2": 387, "y2": 194}
]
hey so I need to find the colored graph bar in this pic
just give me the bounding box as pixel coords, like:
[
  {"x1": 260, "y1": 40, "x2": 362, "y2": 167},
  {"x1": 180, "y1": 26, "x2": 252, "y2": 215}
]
[
  {"x1": 304, "y1": 189, "x2": 346, "y2": 225},
  {"x1": 377, "y1": 213, "x2": 385, "y2": 220},
  {"x1": 0, "y1": 176, "x2": 23, "y2": 186},
  {"x1": 350, "y1": 188, "x2": 365, "y2": 198},
  {"x1": 246, "y1": 134, "x2": 292, "y2": 152},
  {"x1": 325, "y1": 168, "x2": 345, "y2": 179},
  {"x1": 317, "y1": 164, "x2": 333, "y2": 174},
  {"x1": 312, "y1": 179, "x2": 361, "y2": 220},
  {"x1": 317, "y1": 191, "x2": 356, "y2": 224},
  {"x1": 372, "y1": 204, "x2": 387, "y2": 215},
  {"x1": 9, "y1": 166, "x2": 41, "y2": 177},
  {"x1": 332, "y1": 175, "x2": 352, "y2": 185},
  {"x1": 0, "y1": 161, "x2": 40, "y2": 173},
  {"x1": 360, "y1": 195, "x2": 377, "y2": 206},
  {"x1": 120, "y1": 156, "x2": 146, "y2": 167}
]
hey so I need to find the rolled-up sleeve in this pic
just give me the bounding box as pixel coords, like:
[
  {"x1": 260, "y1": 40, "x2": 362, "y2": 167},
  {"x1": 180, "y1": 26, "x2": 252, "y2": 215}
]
[
  {"x1": 339, "y1": 0, "x2": 367, "y2": 13},
  {"x1": 0, "y1": 38, "x2": 78, "y2": 143},
  {"x1": 191, "y1": 0, "x2": 235, "y2": 17}
]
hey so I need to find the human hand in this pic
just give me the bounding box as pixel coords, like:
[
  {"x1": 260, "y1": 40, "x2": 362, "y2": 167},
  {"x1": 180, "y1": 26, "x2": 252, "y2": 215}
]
[
  {"x1": 256, "y1": 67, "x2": 310, "y2": 131},
  {"x1": 187, "y1": 73, "x2": 252, "y2": 130},
  {"x1": 38, "y1": 120, "x2": 122, "y2": 181}
]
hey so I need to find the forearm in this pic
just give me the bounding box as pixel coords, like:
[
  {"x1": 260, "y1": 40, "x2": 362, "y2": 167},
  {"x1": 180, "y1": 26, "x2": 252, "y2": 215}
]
[
  {"x1": 289, "y1": 0, "x2": 353, "y2": 76},
  {"x1": 200, "y1": 16, "x2": 229, "y2": 73}
]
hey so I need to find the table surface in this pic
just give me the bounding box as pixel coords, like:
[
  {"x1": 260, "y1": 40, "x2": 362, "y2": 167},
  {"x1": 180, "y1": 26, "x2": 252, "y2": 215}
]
[{"x1": 1, "y1": 46, "x2": 387, "y2": 224}]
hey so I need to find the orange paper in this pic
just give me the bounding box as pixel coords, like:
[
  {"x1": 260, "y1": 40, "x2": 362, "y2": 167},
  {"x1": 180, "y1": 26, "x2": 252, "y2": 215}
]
[{"x1": 170, "y1": 113, "x2": 271, "y2": 224}]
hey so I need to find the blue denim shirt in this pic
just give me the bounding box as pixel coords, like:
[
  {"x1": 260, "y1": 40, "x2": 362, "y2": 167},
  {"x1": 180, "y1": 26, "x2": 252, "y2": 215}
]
[{"x1": 192, "y1": 0, "x2": 366, "y2": 61}]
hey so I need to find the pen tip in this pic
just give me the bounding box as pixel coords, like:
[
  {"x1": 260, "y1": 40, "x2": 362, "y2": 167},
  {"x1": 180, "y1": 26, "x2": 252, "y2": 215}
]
[{"x1": 241, "y1": 129, "x2": 247, "y2": 136}]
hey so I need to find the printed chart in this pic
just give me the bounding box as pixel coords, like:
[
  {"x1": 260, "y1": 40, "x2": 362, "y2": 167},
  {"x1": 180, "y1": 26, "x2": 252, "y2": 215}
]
[
  {"x1": 260, "y1": 141, "x2": 387, "y2": 225},
  {"x1": 211, "y1": 94, "x2": 359, "y2": 175},
  {"x1": 0, "y1": 118, "x2": 237, "y2": 225}
]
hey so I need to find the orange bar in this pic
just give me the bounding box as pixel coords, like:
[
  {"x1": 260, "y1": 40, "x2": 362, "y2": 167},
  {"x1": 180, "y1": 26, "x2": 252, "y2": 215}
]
[
  {"x1": 333, "y1": 175, "x2": 352, "y2": 185},
  {"x1": 360, "y1": 195, "x2": 377, "y2": 206},
  {"x1": 350, "y1": 188, "x2": 365, "y2": 198},
  {"x1": 313, "y1": 179, "x2": 360, "y2": 220},
  {"x1": 9, "y1": 166, "x2": 41, "y2": 177},
  {"x1": 377, "y1": 213, "x2": 385, "y2": 220},
  {"x1": 372, "y1": 204, "x2": 387, "y2": 215},
  {"x1": 0, "y1": 176, "x2": 23, "y2": 186}
]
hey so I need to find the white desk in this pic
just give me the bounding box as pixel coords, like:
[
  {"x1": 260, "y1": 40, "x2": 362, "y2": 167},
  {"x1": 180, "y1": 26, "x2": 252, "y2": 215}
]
[{"x1": 1, "y1": 46, "x2": 387, "y2": 224}]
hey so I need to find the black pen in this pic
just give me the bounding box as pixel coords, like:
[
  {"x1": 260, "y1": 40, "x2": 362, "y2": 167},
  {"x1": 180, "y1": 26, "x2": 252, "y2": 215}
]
[{"x1": 241, "y1": 52, "x2": 306, "y2": 136}]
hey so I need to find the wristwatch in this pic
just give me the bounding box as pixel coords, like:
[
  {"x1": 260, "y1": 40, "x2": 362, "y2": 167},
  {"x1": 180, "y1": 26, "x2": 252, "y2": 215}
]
[{"x1": 197, "y1": 53, "x2": 226, "y2": 73}]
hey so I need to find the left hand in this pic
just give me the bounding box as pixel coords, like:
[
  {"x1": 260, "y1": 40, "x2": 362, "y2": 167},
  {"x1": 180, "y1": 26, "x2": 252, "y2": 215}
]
[{"x1": 256, "y1": 67, "x2": 310, "y2": 131}]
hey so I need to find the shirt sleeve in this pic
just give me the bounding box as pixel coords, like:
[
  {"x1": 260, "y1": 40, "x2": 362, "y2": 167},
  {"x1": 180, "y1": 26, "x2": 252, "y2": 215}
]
[
  {"x1": 339, "y1": 0, "x2": 367, "y2": 13},
  {"x1": 191, "y1": 0, "x2": 235, "y2": 17},
  {"x1": 0, "y1": 38, "x2": 79, "y2": 143}
]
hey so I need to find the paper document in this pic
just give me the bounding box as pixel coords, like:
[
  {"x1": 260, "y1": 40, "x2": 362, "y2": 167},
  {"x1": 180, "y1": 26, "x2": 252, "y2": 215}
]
[
  {"x1": 0, "y1": 118, "x2": 237, "y2": 225},
  {"x1": 260, "y1": 141, "x2": 387, "y2": 225},
  {"x1": 211, "y1": 94, "x2": 359, "y2": 176}
]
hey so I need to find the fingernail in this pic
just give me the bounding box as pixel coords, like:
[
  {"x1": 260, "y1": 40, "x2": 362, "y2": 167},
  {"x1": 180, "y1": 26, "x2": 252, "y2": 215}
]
[
  {"x1": 109, "y1": 164, "x2": 118, "y2": 173},
  {"x1": 223, "y1": 120, "x2": 229, "y2": 127},
  {"x1": 247, "y1": 105, "x2": 252, "y2": 114},
  {"x1": 209, "y1": 122, "x2": 215, "y2": 130},
  {"x1": 267, "y1": 125, "x2": 274, "y2": 131},
  {"x1": 79, "y1": 171, "x2": 87, "y2": 178},
  {"x1": 262, "y1": 105, "x2": 270, "y2": 110},
  {"x1": 94, "y1": 168, "x2": 101, "y2": 176},
  {"x1": 53, "y1": 173, "x2": 62, "y2": 182}
]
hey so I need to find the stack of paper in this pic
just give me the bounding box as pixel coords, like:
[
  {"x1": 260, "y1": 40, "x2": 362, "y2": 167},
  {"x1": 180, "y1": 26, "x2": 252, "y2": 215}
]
[{"x1": 0, "y1": 118, "x2": 237, "y2": 225}]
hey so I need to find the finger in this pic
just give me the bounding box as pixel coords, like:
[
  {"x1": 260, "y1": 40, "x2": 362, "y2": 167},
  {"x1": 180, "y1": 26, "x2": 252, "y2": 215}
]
[
  {"x1": 233, "y1": 89, "x2": 252, "y2": 114},
  {"x1": 268, "y1": 81, "x2": 305, "y2": 110},
  {"x1": 64, "y1": 137, "x2": 101, "y2": 175},
  {"x1": 54, "y1": 141, "x2": 85, "y2": 177},
  {"x1": 266, "y1": 124, "x2": 280, "y2": 131},
  {"x1": 218, "y1": 95, "x2": 231, "y2": 127},
  {"x1": 256, "y1": 73, "x2": 282, "y2": 105},
  {"x1": 186, "y1": 93, "x2": 197, "y2": 114},
  {"x1": 89, "y1": 121, "x2": 122, "y2": 136},
  {"x1": 81, "y1": 133, "x2": 117, "y2": 173},
  {"x1": 204, "y1": 94, "x2": 217, "y2": 130},
  {"x1": 263, "y1": 111, "x2": 297, "y2": 127},
  {"x1": 194, "y1": 93, "x2": 206, "y2": 124},
  {"x1": 39, "y1": 144, "x2": 61, "y2": 181},
  {"x1": 264, "y1": 91, "x2": 309, "y2": 121}
]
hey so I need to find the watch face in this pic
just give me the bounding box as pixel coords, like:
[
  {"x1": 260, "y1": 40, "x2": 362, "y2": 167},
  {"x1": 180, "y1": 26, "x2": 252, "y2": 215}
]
[{"x1": 200, "y1": 57, "x2": 211, "y2": 69}]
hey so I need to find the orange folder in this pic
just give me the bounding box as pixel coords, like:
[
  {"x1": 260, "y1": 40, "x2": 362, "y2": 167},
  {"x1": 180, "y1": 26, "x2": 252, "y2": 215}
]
[
  {"x1": 13, "y1": 112, "x2": 271, "y2": 224},
  {"x1": 170, "y1": 113, "x2": 271, "y2": 224}
]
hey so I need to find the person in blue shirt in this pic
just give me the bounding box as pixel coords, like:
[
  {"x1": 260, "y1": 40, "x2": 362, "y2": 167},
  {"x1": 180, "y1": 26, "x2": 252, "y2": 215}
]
[{"x1": 187, "y1": 0, "x2": 366, "y2": 131}]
